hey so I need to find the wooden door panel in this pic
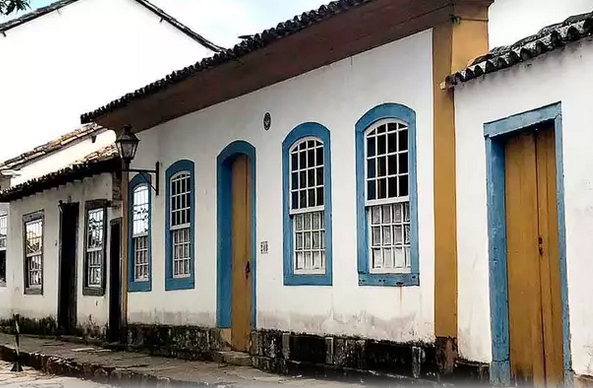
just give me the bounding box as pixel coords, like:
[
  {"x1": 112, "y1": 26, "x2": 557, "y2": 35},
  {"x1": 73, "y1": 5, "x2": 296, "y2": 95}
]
[
  {"x1": 535, "y1": 127, "x2": 564, "y2": 385},
  {"x1": 231, "y1": 155, "x2": 252, "y2": 352},
  {"x1": 505, "y1": 132, "x2": 546, "y2": 385}
]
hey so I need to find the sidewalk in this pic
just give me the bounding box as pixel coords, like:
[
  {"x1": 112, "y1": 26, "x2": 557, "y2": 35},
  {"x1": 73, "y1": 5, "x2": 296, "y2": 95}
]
[{"x1": 0, "y1": 333, "x2": 374, "y2": 387}]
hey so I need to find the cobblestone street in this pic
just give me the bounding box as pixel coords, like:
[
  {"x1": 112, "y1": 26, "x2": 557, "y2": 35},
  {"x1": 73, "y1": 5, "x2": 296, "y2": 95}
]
[{"x1": 0, "y1": 361, "x2": 112, "y2": 388}]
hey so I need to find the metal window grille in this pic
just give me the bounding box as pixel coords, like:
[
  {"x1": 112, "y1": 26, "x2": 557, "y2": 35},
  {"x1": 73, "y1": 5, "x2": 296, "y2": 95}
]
[
  {"x1": 132, "y1": 185, "x2": 149, "y2": 281},
  {"x1": 170, "y1": 172, "x2": 191, "y2": 278},
  {"x1": 289, "y1": 138, "x2": 325, "y2": 274},
  {"x1": 86, "y1": 208, "x2": 105, "y2": 287},
  {"x1": 24, "y1": 218, "x2": 43, "y2": 288},
  {"x1": 365, "y1": 120, "x2": 411, "y2": 273}
]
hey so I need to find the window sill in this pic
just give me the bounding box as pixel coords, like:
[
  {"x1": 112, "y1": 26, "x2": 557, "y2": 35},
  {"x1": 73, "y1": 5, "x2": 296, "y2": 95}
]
[
  {"x1": 165, "y1": 277, "x2": 194, "y2": 291},
  {"x1": 24, "y1": 287, "x2": 43, "y2": 295},
  {"x1": 129, "y1": 280, "x2": 152, "y2": 293},
  {"x1": 358, "y1": 272, "x2": 419, "y2": 287},
  {"x1": 284, "y1": 272, "x2": 332, "y2": 286},
  {"x1": 83, "y1": 287, "x2": 105, "y2": 296}
]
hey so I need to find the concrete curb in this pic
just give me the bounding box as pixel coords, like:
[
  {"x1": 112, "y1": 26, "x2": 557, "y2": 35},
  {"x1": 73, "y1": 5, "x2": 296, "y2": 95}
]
[{"x1": 0, "y1": 344, "x2": 206, "y2": 387}]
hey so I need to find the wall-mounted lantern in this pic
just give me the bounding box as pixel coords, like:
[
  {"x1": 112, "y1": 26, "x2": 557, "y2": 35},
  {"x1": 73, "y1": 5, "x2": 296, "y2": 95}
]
[{"x1": 115, "y1": 125, "x2": 160, "y2": 195}]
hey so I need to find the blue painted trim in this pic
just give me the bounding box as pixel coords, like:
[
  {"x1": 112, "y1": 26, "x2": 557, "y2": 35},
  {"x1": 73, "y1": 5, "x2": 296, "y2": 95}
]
[
  {"x1": 165, "y1": 159, "x2": 196, "y2": 291},
  {"x1": 281, "y1": 122, "x2": 333, "y2": 286},
  {"x1": 355, "y1": 103, "x2": 419, "y2": 287},
  {"x1": 484, "y1": 102, "x2": 571, "y2": 385},
  {"x1": 216, "y1": 141, "x2": 257, "y2": 329},
  {"x1": 128, "y1": 173, "x2": 152, "y2": 293}
]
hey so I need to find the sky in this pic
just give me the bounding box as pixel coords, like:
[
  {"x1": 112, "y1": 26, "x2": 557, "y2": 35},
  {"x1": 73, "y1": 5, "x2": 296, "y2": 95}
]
[{"x1": 2, "y1": 0, "x2": 592, "y2": 49}]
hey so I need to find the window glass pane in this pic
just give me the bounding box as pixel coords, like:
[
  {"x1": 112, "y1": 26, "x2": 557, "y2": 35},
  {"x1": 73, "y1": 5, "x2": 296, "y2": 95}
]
[
  {"x1": 290, "y1": 138, "x2": 324, "y2": 213},
  {"x1": 170, "y1": 172, "x2": 191, "y2": 228},
  {"x1": 398, "y1": 152, "x2": 409, "y2": 175},
  {"x1": 368, "y1": 202, "x2": 411, "y2": 273},
  {"x1": 398, "y1": 129, "x2": 408, "y2": 151},
  {"x1": 367, "y1": 136, "x2": 376, "y2": 157},
  {"x1": 365, "y1": 120, "x2": 410, "y2": 202},
  {"x1": 0, "y1": 250, "x2": 5, "y2": 284},
  {"x1": 377, "y1": 134, "x2": 386, "y2": 155},
  {"x1": 292, "y1": 210, "x2": 325, "y2": 274}
]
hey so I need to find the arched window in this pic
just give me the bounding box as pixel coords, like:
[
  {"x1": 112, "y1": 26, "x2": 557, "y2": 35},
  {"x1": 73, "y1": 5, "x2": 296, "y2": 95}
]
[
  {"x1": 282, "y1": 123, "x2": 332, "y2": 286},
  {"x1": 356, "y1": 104, "x2": 419, "y2": 286},
  {"x1": 165, "y1": 160, "x2": 195, "y2": 291},
  {"x1": 128, "y1": 173, "x2": 151, "y2": 292}
]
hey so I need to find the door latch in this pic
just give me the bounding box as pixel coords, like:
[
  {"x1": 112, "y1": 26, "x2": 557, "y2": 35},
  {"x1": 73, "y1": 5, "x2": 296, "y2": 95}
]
[
  {"x1": 538, "y1": 237, "x2": 544, "y2": 255},
  {"x1": 245, "y1": 261, "x2": 251, "y2": 278}
]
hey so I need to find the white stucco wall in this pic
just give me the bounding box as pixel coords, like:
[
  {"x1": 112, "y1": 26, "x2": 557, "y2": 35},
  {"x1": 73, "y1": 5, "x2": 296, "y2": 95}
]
[
  {"x1": 455, "y1": 38, "x2": 593, "y2": 376},
  {"x1": 9, "y1": 130, "x2": 116, "y2": 187},
  {"x1": 0, "y1": 0, "x2": 213, "y2": 162},
  {"x1": 0, "y1": 173, "x2": 116, "y2": 330},
  {"x1": 128, "y1": 29, "x2": 436, "y2": 343}
]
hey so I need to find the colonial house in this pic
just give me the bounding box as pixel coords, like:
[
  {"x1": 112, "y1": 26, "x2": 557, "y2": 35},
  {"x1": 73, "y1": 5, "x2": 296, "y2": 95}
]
[
  {"x1": 0, "y1": 125, "x2": 122, "y2": 339},
  {"x1": 442, "y1": 9, "x2": 593, "y2": 388},
  {"x1": 0, "y1": 0, "x2": 223, "y2": 162},
  {"x1": 78, "y1": 0, "x2": 493, "y2": 383},
  {"x1": 0, "y1": 0, "x2": 220, "y2": 341}
]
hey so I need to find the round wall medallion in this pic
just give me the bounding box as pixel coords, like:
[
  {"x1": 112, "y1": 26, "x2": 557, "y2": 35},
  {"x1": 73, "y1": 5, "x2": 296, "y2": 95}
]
[{"x1": 263, "y1": 112, "x2": 272, "y2": 131}]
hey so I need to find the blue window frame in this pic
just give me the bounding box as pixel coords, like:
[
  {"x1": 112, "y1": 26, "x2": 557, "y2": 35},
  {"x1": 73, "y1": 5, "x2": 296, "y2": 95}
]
[
  {"x1": 165, "y1": 159, "x2": 195, "y2": 291},
  {"x1": 128, "y1": 173, "x2": 152, "y2": 292},
  {"x1": 355, "y1": 103, "x2": 419, "y2": 287},
  {"x1": 282, "y1": 122, "x2": 332, "y2": 286}
]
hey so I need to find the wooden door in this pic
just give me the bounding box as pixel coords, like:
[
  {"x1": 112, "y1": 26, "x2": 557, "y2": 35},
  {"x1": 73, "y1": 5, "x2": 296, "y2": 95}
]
[
  {"x1": 231, "y1": 155, "x2": 252, "y2": 352},
  {"x1": 505, "y1": 126, "x2": 563, "y2": 386}
]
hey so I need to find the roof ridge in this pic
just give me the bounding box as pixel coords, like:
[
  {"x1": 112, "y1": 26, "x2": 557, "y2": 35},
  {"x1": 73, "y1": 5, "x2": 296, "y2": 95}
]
[{"x1": 0, "y1": 123, "x2": 105, "y2": 171}]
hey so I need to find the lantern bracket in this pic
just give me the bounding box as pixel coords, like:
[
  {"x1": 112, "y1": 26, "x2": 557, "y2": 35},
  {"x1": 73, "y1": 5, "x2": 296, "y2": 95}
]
[{"x1": 124, "y1": 161, "x2": 160, "y2": 196}]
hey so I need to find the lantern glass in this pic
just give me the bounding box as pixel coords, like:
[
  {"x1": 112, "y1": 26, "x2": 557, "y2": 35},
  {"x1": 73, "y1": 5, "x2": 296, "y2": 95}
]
[{"x1": 115, "y1": 126, "x2": 140, "y2": 163}]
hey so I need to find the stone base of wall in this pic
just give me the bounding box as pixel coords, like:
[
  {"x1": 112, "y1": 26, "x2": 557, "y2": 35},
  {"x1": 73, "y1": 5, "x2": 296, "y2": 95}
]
[
  {"x1": 0, "y1": 315, "x2": 106, "y2": 343},
  {"x1": 124, "y1": 324, "x2": 490, "y2": 385}
]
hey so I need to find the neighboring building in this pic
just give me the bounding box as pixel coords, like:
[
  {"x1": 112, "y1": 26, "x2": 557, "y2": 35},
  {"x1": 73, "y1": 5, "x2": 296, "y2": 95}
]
[
  {"x1": 0, "y1": 0, "x2": 223, "y2": 161},
  {"x1": 0, "y1": 126, "x2": 123, "y2": 339},
  {"x1": 444, "y1": 10, "x2": 593, "y2": 387},
  {"x1": 80, "y1": 0, "x2": 492, "y2": 382}
]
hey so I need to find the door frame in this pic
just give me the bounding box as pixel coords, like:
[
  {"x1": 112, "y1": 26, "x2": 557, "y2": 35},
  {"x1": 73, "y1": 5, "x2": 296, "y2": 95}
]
[
  {"x1": 484, "y1": 102, "x2": 571, "y2": 386},
  {"x1": 216, "y1": 140, "x2": 257, "y2": 330},
  {"x1": 57, "y1": 201, "x2": 79, "y2": 335}
]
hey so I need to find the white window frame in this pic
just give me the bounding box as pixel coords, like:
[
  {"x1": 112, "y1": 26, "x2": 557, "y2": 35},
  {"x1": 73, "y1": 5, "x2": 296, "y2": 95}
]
[
  {"x1": 132, "y1": 184, "x2": 150, "y2": 282},
  {"x1": 170, "y1": 171, "x2": 192, "y2": 279},
  {"x1": 84, "y1": 202, "x2": 107, "y2": 295},
  {"x1": 289, "y1": 136, "x2": 326, "y2": 275},
  {"x1": 23, "y1": 213, "x2": 44, "y2": 293},
  {"x1": 364, "y1": 118, "x2": 411, "y2": 275}
]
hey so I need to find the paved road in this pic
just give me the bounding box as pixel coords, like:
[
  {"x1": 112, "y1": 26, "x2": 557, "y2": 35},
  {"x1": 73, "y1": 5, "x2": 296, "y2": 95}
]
[{"x1": 0, "y1": 361, "x2": 113, "y2": 388}]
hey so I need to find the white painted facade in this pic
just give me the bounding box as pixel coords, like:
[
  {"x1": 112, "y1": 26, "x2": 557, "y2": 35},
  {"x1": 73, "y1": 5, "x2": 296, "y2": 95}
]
[
  {"x1": 454, "y1": 38, "x2": 593, "y2": 376},
  {"x1": 0, "y1": 0, "x2": 214, "y2": 162},
  {"x1": 0, "y1": 173, "x2": 118, "y2": 332},
  {"x1": 128, "y1": 29, "x2": 436, "y2": 343}
]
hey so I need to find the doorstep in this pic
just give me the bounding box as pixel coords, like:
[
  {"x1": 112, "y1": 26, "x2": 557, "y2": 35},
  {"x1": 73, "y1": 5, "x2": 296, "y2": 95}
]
[{"x1": 213, "y1": 351, "x2": 252, "y2": 367}]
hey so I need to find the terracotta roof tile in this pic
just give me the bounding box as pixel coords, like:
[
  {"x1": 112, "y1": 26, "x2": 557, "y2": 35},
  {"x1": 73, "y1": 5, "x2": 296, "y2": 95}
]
[
  {"x1": 444, "y1": 10, "x2": 593, "y2": 88},
  {"x1": 0, "y1": 123, "x2": 104, "y2": 171},
  {"x1": 0, "y1": 144, "x2": 120, "y2": 202}
]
